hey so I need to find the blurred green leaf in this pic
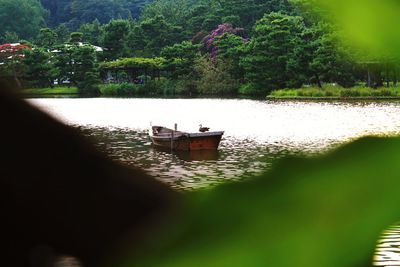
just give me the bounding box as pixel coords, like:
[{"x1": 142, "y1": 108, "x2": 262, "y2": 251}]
[
  {"x1": 306, "y1": 0, "x2": 400, "y2": 59},
  {"x1": 115, "y1": 137, "x2": 400, "y2": 267}
]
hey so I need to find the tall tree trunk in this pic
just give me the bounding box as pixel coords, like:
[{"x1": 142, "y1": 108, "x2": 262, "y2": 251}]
[
  {"x1": 386, "y1": 64, "x2": 390, "y2": 88},
  {"x1": 375, "y1": 70, "x2": 383, "y2": 88},
  {"x1": 367, "y1": 68, "x2": 372, "y2": 88},
  {"x1": 12, "y1": 66, "x2": 21, "y2": 89},
  {"x1": 315, "y1": 73, "x2": 322, "y2": 88}
]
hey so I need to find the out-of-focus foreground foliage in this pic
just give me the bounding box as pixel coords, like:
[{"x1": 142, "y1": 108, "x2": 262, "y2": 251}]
[
  {"x1": 297, "y1": 0, "x2": 400, "y2": 59},
  {"x1": 120, "y1": 137, "x2": 400, "y2": 267},
  {"x1": 113, "y1": 1, "x2": 400, "y2": 267}
]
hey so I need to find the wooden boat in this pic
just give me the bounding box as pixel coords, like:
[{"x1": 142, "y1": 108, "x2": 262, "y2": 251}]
[{"x1": 150, "y1": 125, "x2": 224, "y2": 151}]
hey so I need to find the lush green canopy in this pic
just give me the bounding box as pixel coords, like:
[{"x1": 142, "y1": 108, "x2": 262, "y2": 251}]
[
  {"x1": 100, "y1": 57, "x2": 167, "y2": 70},
  {"x1": 40, "y1": 0, "x2": 153, "y2": 28},
  {"x1": 0, "y1": 0, "x2": 46, "y2": 42}
]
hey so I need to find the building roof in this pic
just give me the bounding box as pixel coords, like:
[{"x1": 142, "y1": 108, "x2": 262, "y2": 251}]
[{"x1": 50, "y1": 42, "x2": 103, "y2": 53}]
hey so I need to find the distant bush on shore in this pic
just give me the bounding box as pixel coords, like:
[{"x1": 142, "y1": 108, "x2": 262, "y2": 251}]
[
  {"x1": 21, "y1": 84, "x2": 400, "y2": 99},
  {"x1": 269, "y1": 86, "x2": 400, "y2": 98},
  {"x1": 99, "y1": 80, "x2": 177, "y2": 96}
]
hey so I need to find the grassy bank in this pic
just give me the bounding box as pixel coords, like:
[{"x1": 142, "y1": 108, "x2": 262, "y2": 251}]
[
  {"x1": 22, "y1": 84, "x2": 400, "y2": 99},
  {"x1": 99, "y1": 81, "x2": 179, "y2": 96},
  {"x1": 99, "y1": 83, "x2": 143, "y2": 96},
  {"x1": 269, "y1": 86, "x2": 400, "y2": 99},
  {"x1": 21, "y1": 87, "x2": 79, "y2": 95},
  {"x1": 20, "y1": 82, "x2": 176, "y2": 97}
]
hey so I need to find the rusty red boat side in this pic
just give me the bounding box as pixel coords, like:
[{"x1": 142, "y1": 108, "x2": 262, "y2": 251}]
[{"x1": 150, "y1": 126, "x2": 223, "y2": 151}]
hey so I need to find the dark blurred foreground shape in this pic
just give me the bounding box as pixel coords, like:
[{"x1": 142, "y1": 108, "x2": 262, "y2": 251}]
[{"x1": 0, "y1": 81, "x2": 179, "y2": 267}]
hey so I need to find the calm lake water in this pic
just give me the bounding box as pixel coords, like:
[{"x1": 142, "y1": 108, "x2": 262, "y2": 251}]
[
  {"x1": 27, "y1": 97, "x2": 400, "y2": 266},
  {"x1": 27, "y1": 98, "x2": 400, "y2": 189}
]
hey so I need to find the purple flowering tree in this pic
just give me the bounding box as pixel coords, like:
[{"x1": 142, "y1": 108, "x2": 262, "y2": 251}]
[{"x1": 202, "y1": 23, "x2": 246, "y2": 61}]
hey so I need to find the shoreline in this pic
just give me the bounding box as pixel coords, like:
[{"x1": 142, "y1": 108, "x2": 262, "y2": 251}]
[
  {"x1": 21, "y1": 93, "x2": 400, "y2": 101},
  {"x1": 266, "y1": 96, "x2": 400, "y2": 101},
  {"x1": 20, "y1": 86, "x2": 400, "y2": 101}
]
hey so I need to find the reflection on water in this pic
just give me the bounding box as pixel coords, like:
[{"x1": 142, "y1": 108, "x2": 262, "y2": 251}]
[
  {"x1": 78, "y1": 127, "x2": 286, "y2": 190},
  {"x1": 154, "y1": 146, "x2": 221, "y2": 161},
  {"x1": 375, "y1": 225, "x2": 400, "y2": 267},
  {"x1": 28, "y1": 98, "x2": 400, "y2": 189}
]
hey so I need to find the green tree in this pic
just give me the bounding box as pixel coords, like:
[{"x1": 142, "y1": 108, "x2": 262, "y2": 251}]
[
  {"x1": 161, "y1": 41, "x2": 201, "y2": 79},
  {"x1": 194, "y1": 56, "x2": 239, "y2": 95},
  {"x1": 102, "y1": 19, "x2": 130, "y2": 60},
  {"x1": 2, "y1": 31, "x2": 20, "y2": 43},
  {"x1": 37, "y1": 28, "x2": 58, "y2": 49},
  {"x1": 309, "y1": 29, "x2": 356, "y2": 87},
  {"x1": 78, "y1": 19, "x2": 104, "y2": 46},
  {"x1": 127, "y1": 24, "x2": 146, "y2": 56},
  {"x1": 41, "y1": 0, "x2": 152, "y2": 28},
  {"x1": 138, "y1": 15, "x2": 184, "y2": 56},
  {"x1": 141, "y1": 0, "x2": 193, "y2": 27},
  {"x1": 70, "y1": 0, "x2": 129, "y2": 26},
  {"x1": 23, "y1": 48, "x2": 59, "y2": 87},
  {"x1": 241, "y1": 12, "x2": 306, "y2": 94},
  {"x1": 69, "y1": 32, "x2": 83, "y2": 43},
  {"x1": 53, "y1": 45, "x2": 74, "y2": 85},
  {"x1": 71, "y1": 45, "x2": 100, "y2": 94},
  {"x1": 213, "y1": 32, "x2": 247, "y2": 81},
  {"x1": 292, "y1": 22, "x2": 357, "y2": 88},
  {"x1": 54, "y1": 24, "x2": 70, "y2": 44},
  {"x1": 141, "y1": 0, "x2": 296, "y2": 39},
  {"x1": 0, "y1": 0, "x2": 45, "y2": 41},
  {"x1": 212, "y1": 0, "x2": 294, "y2": 29},
  {"x1": 185, "y1": 5, "x2": 213, "y2": 36},
  {"x1": 40, "y1": 0, "x2": 73, "y2": 27},
  {"x1": 124, "y1": 0, "x2": 153, "y2": 19}
]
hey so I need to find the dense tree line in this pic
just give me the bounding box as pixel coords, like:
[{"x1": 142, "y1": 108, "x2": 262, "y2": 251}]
[
  {"x1": 40, "y1": 0, "x2": 153, "y2": 28},
  {"x1": 0, "y1": 0, "x2": 46, "y2": 42},
  {"x1": 1, "y1": 0, "x2": 394, "y2": 96},
  {"x1": 0, "y1": 0, "x2": 152, "y2": 41}
]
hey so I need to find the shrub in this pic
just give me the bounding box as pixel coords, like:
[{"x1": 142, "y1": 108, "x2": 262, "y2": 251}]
[
  {"x1": 175, "y1": 76, "x2": 199, "y2": 96},
  {"x1": 270, "y1": 89, "x2": 297, "y2": 97},
  {"x1": 297, "y1": 90, "x2": 305, "y2": 97},
  {"x1": 159, "y1": 79, "x2": 177, "y2": 95},
  {"x1": 340, "y1": 89, "x2": 360, "y2": 97},
  {"x1": 100, "y1": 83, "x2": 138, "y2": 96},
  {"x1": 77, "y1": 71, "x2": 100, "y2": 95},
  {"x1": 312, "y1": 90, "x2": 324, "y2": 97},
  {"x1": 239, "y1": 83, "x2": 263, "y2": 96},
  {"x1": 270, "y1": 86, "x2": 400, "y2": 98},
  {"x1": 357, "y1": 87, "x2": 371, "y2": 97},
  {"x1": 379, "y1": 88, "x2": 394, "y2": 97},
  {"x1": 194, "y1": 57, "x2": 239, "y2": 95},
  {"x1": 370, "y1": 89, "x2": 380, "y2": 97},
  {"x1": 324, "y1": 89, "x2": 334, "y2": 97}
]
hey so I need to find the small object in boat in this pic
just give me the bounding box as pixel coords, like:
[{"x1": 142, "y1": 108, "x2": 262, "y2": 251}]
[{"x1": 199, "y1": 124, "x2": 210, "y2": 133}]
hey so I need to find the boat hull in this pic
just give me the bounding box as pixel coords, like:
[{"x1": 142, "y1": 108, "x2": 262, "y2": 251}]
[{"x1": 150, "y1": 132, "x2": 223, "y2": 151}]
